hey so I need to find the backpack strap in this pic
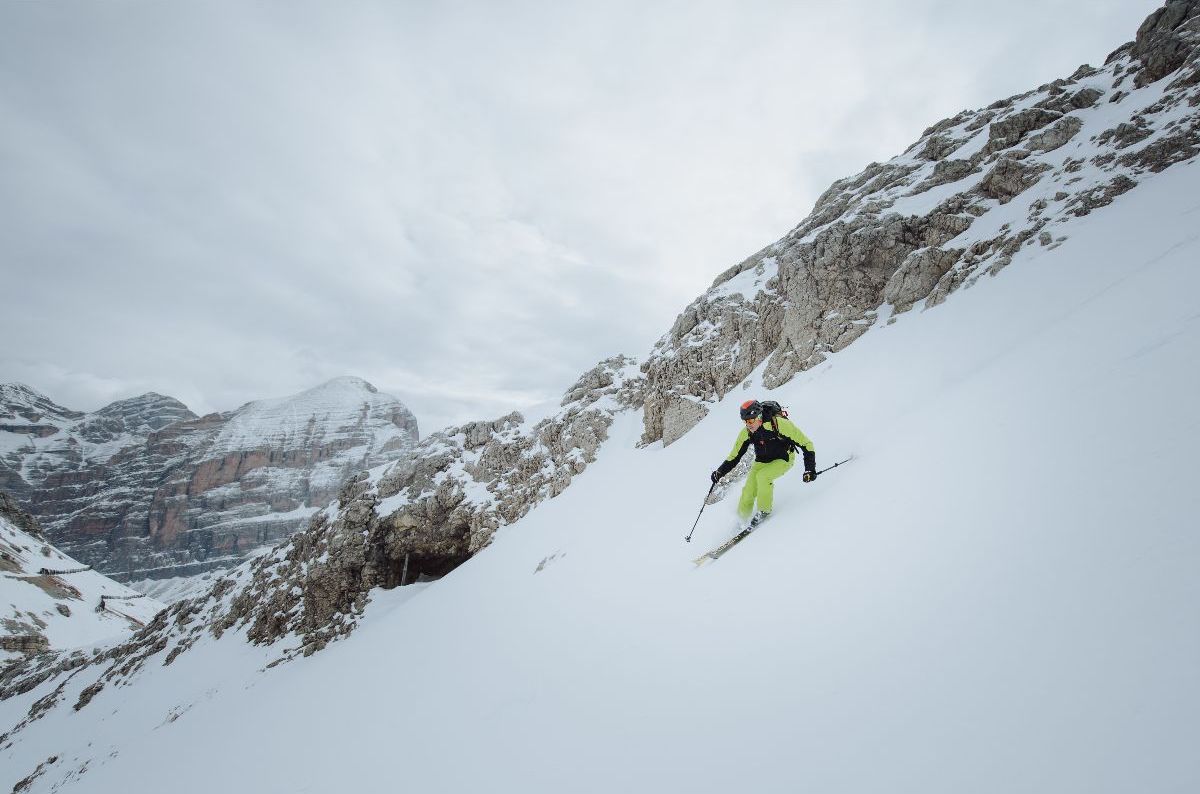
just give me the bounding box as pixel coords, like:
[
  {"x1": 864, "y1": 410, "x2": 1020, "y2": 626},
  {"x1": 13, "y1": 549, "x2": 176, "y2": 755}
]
[{"x1": 769, "y1": 418, "x2": 799, "y2": 453}]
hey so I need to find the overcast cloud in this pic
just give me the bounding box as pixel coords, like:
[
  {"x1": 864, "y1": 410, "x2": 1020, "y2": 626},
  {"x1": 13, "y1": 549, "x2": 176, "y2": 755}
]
[{"x1": 1, "y1": 0, "x2": 1160, "y2": 432}]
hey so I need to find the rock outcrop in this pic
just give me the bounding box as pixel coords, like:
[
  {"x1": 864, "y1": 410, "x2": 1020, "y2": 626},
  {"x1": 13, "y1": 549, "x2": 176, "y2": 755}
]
[
  {"x1": 1, "y1": 378, "x2": 419, "y2": 581},
  {"x1": 1129, "y1": 0, "x2": 1200, "y2": 87},
  {"x1": 222, "y1": 355, "x2": 644, "y2": 658}
]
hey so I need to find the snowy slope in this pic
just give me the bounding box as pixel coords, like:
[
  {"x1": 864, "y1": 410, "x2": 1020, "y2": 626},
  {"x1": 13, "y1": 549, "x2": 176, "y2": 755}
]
[
  {"x1": 124, "y1": 569, "x2": 231, "y2": 605},
  {"x1": 2, "y1": 139, "x2": 1197, "y2": 793},
  {"x1": 1, "y1": 512, "x2": 164, "y2": 666}
]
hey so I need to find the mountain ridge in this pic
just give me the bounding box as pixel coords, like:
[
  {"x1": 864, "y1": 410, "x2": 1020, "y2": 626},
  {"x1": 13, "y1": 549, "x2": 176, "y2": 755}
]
[{"x1": 0, "y1": 377, "x2": 419, "y2": 581}]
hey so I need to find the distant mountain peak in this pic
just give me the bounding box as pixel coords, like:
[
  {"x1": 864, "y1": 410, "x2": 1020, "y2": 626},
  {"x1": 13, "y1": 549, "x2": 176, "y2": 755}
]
[
  {"x1": 0, "y1": 382, "x2": 84, "y2": 423},
  {"x1": 90, "y1": 392, "x2": 196, "y2": 423},
  {"x1": 212, "y1": 377, "x2": 417, "y2": 456},
  {"x1": 311, "y1": 375, "x2": 379, "y2": 393}
]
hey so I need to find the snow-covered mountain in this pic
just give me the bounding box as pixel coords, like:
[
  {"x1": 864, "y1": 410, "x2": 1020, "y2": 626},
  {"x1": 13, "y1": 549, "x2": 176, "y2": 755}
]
[
  {"x1": 0, "y1": 386, "x2": 192, "y2": 502},
  {"x1": 0, "y1": 377, "x2": 419, "y2": 581},
  {"x1": 0, "y1": 493, "x2": 163, "y2": 666},
  {"x1": 2, "y1": 3, "x2": 1198, "y2": 792}
]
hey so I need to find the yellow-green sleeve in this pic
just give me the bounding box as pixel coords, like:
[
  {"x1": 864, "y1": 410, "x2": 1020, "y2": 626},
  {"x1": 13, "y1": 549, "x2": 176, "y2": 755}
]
[
  {"x1": 726, "y1": 428, "x2": 750, "y2": 462},
  {"x1": 777, "y1": 417, "x2": 814, "y2": 452}
]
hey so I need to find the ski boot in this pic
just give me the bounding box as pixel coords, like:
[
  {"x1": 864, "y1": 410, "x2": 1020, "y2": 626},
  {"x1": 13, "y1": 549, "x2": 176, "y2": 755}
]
[{"x1": 749, "y1": 510, "x2": 771, "y2": 528}]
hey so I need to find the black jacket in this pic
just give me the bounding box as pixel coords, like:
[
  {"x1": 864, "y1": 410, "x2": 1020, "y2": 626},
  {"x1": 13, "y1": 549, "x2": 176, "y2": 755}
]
[{"x1": 715, "y1": 417, "x2": 816, "y2": 477}]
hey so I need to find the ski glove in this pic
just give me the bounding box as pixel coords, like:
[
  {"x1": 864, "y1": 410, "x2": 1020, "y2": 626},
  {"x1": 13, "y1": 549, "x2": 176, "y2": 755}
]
[
  {"x1": 802, "y1": 470, "x2": 817, "y2": 483},
  {"x1": 712, "y1": 460, "x2": 736, "y2": 484}
]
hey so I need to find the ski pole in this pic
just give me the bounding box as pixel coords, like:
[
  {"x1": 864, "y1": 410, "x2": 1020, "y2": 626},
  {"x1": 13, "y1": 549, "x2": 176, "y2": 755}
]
[
  {"x1": 815, "y1": 456, "x2": 854, "y2": 476},
  {"x1": 685, "y1": 482, "x2": 718, "y2": 543}
]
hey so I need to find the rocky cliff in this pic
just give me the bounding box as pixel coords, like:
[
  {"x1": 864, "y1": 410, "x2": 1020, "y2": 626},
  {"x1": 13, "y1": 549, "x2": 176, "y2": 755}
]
[
  {"x1": 640, "y1": 0, "x2": 1200, "y2": 446},
  {"x1": 220, "y1": 355, "x2": 643, "y2": 659},
  {"x1": 0, "y1": 378, "x2": 419, "y2": 581}
]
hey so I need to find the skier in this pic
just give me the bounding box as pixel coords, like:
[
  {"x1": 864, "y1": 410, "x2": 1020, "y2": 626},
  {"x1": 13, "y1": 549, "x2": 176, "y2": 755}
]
[{"x1": 710, "y1": 399, "x2": 816, "y2": 528}]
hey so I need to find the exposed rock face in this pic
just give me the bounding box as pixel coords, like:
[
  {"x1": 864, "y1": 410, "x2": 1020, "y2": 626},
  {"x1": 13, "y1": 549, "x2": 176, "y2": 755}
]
[
  {"x1": 370, "y1": 355, "x2": 644, "y2": 563},
  {"x1": 914, "y1": 158, "x2": 979, "y2": 191},
  {"x1": 981, "y1": 108, "x2": 1064, "y2": 155},
  {"x1": 978, "y1": 154, "x2": 1053, "y2": 203},
  {"x1": 662, "y1": 397, "x2": 710, "y2": 447},
  {"x1": 1025, "y1": 115, "x2": 1085, "y2": 152},
  {"x1": 1130, "y1": 0, "x2": 1200, "y2": 86},
  {"x1": 0, "y1": 492, "x2": 43, "y2": 540},
  {"x1": 1, "y1": 386, "x2": 87, "y2": 502},
  {"x1": 1, "y1": 378, "x2": 419, "y2": 581},
  {"x1": 639, "y1": 0, "x2": 1200, "y2": 444}
]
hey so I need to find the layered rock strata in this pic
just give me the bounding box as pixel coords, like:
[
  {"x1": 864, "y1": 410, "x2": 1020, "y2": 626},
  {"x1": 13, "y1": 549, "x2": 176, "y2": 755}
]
[{"x1": 1, "y1": 378, "x2": 419, "y2": 580}]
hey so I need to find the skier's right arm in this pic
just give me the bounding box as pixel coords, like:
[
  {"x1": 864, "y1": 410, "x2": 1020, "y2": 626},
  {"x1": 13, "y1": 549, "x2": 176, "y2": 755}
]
[{"x1": 711, "y1": 429, "x2": 751, "y2": 482}]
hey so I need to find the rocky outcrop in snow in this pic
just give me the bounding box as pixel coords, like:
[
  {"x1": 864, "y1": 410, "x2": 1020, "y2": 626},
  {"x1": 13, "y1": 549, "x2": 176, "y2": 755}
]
[
  {"x1": 640, "y1": 0, "x2": 1200, "y2": 445},
  {"x1": 218, "y1": 355, "x2": 644, "y2": 658},
  {"x1": 1, "y1": 378, "x2": 419, "y2": 581},
  {"x1": 0, "y1": 356, "x2": 643, "y2": 707},
  {"x1": 1, "y1": 492, "x2": 163, "y2": 666}
]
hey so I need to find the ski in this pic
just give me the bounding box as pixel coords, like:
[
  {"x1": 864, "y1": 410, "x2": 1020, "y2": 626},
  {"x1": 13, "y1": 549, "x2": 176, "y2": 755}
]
[
  {"x1": 693, "y1": 525, "x2": 755, "y2": 566},
  {"x1": 693, "y1": 530, "x2": 747, "y2": 565}
]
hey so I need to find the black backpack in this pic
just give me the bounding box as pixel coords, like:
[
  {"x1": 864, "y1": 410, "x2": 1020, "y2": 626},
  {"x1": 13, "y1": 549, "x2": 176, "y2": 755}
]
[
  {"x1": 760, "y1": 400, "x2": 788, "y2": 425},
  {"x1": 759, "y1": 400, "x2": 797, "y2": 452}
]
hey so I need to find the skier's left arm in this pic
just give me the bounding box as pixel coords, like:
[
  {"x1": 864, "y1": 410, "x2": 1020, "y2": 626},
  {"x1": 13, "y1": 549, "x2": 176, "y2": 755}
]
[
  {"x1": 777, "y1": 418, "x2": 817, "y2": 474},
  {"x1": 712, "y1": 429, "x2": 751, "y2": 482}
]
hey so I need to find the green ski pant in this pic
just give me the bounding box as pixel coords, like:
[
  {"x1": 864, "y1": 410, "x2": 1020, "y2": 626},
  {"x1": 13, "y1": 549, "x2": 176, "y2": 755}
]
[{"x1": 738, "y1": 457, "x2": 795, "y2": 519}]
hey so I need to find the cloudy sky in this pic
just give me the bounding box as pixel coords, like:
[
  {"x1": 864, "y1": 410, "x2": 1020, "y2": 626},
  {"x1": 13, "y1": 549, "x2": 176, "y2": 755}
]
[{"x1": 1, "y1": 0, "x2": 1160, "y2": 433}]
